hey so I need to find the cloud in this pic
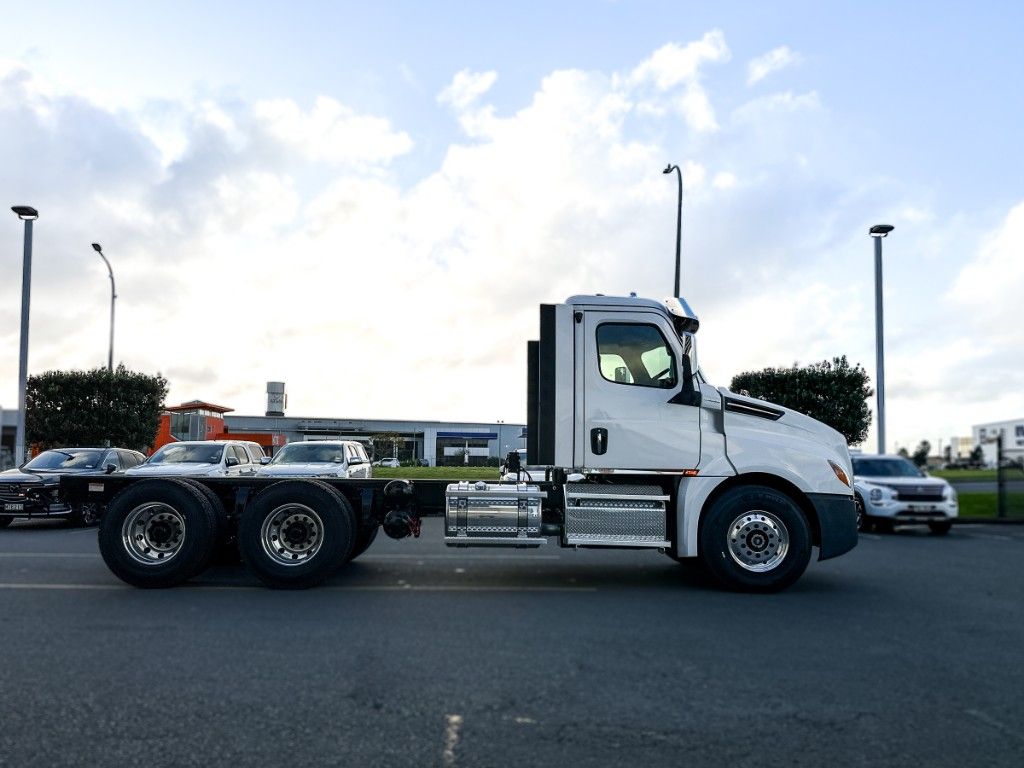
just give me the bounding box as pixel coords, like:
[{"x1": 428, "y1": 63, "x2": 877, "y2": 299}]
[
  {"x1": 747, "y1": 45, "x2": 801, "y2": 85},
  {"x1": 0, "y1": 35, "x2": 1018, "y2": 452}
]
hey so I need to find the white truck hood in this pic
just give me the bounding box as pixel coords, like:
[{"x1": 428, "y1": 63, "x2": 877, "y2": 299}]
[{"x1": 718, "y1": 387, "x2": 852, "y2": 476}]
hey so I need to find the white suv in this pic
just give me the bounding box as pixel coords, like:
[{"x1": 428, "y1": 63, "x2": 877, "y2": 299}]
[
  {"x1": 852, "y1": 454, "x2": 958, "y2": 535},
  {"x1": 128, "y1": 441, "x2": 264, "y2": 477},
  {"x1": 258, "y1": 441, "x2": 372, "y2": 479}
]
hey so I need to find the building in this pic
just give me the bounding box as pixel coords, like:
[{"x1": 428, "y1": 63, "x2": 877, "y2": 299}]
[
  {"x1": 1, "y1": 400, "x2": 526, "y2": 468},
  {"x1": 972, "y1": 418, "x2": 1024, "y2": 467},
  {"x1": 222, "y1": 412, "x2": 526, "y2": 466}
]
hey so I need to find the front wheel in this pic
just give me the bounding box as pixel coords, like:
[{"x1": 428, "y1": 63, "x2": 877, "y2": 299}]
[
  {"x1": 855, "y1": 495, "x2": 873, "y2": 533},
  {"x1": 0, "y1": 516, "x2": 13, "y2": 529},
  {"x1": 699, "y1": 485, "x2": 812, "y2": 592},
  {"x1": 928, "y1": 520, "x2": 952, "y2": 535}
]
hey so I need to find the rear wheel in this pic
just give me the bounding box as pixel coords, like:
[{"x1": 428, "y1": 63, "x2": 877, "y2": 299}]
[
  {"x1": 239, "y1": 480, "x2": 356, "y2": 589},
  {"x1": 699, "y1": 485, "x2": 812, "y2": 592},
  {"x1": 99, "y1": 479, "x2": 219, "y2": 588},
  {"x1": 928, "y1": 520, "x2": 952, "y2": 535}
]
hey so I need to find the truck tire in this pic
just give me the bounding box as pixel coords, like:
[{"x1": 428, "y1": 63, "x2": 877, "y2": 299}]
[
  {"x1": 239, "y1": 480, "x2": 356, "y2": 589},
  {"x1": 99, "y1": 479, "x2": 219, "y2": 588},
  {"x1": 349, "y1": 524, "x2": 379, "y2": 562},
  {"x1": 180, "y1": 480, "x2": 239, "y2": 565},
  {"x1": 699, "y1": 485, "x2": 812, "y2": 593},
  {"x1": 0, "y1": 517, "x2": 13, "y2": 528}
]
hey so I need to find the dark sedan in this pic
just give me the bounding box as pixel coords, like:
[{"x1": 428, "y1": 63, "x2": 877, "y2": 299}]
[{"x1": 0, "y1": 447, "x2": 146, "y2": 527}]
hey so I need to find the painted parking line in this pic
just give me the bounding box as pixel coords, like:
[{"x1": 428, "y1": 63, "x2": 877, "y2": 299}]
[
  {"x1": 363, "y1": 553, "x2": 561, "y2": 561},
  {"x1": 0, "y1": 552, "x2": 100, "y2": 559},
  {"x1": 858, "y1": 533, "x2": 882, "y2": 541},
  {"x1": 0, "y1": 581, "x2": 597, "y2": 593}
]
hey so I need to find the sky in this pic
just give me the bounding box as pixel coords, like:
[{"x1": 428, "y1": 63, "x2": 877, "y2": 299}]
[{"x1": 1, "y1": 0, "x2": 1022, "y2": 454}]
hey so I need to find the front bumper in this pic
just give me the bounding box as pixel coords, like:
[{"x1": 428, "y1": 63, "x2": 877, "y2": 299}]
[
  {"x1": 865, "y1": 498, "x2": 958, "y2": 522},
  {"x1": 0, "y1": 501, "x2": 72, "y2": 519},
  {"x1": 808, "y1": 493, "x2": 858, "y2": 561}
]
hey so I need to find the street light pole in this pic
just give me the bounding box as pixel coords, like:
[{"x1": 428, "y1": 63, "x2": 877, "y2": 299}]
[
  {"x1": 11, "y1": 206, "x2": 38, "y2": 466},
  {"x1": 91, "y1": 243, "x2": 117, "y2": 372},
  {"x1": 869, "y1": 224, "x2": 894, "y2": 455},
  {"x1": 663, "y1": 164, "x2": 683, "y2": 296}
]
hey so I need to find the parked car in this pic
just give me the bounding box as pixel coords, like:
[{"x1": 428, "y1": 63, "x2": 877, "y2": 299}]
[
  {"x1": 373, "y1": 457, "x2": 401, "y2": 469},
  {"x1": 852, "y1": 454, "x2": 958, "y2": 535},
  {"x1": 258, "y1": 441, "x2": 371, "y2": 479},
  {"x1": 0, "y1": 446, "x2": 146, "y2": 527},
  {"x1": 126, "y1": 441, "x2": 264, "y2": 478}
]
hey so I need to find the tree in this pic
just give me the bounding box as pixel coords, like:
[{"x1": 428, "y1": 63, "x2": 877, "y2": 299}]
[
  {"x1": 26, "y1": 365, "x2": 168, "y2": 452},
  {"x1": 969, "y1": 445, "x2": 985, "y2": 468},
  {"x1": 897, "y1": 447, "x2": 910, "y2": 459},
  {"x1": 371, "y1": 431, "x2": 403, "y2": 460},
  {"x1": 730, "y1": 356, "x2": 873, "y2": 445},
  {"x1": 912, "y1": 440, "x2": 931, "y2": 468}
]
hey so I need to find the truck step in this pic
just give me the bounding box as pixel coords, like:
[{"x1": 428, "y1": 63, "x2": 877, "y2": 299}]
[{"x1": 563, "y1": 484, "x2": 669, "y2": 548}]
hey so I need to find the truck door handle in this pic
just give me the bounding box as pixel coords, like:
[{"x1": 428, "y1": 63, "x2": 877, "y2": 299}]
[{"x1": 591, "y1": 428, "x2": 608, "y2": 456}]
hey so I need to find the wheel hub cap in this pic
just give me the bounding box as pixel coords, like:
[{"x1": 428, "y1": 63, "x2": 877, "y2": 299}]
[
  {"x1": 727, "y1": 511, "x2": 790, "y2": 572},
  {"x1": 261, "y1": 505, "x2": 324, "y2": 566},
  {"x1": 122, "y1": 503, "x2": 186, "y2": 565}
]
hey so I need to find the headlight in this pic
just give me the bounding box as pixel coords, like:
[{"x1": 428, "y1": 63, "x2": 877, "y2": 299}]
[
  {"x1": 869, "y1": 488, "x2": 883, "y2": 503},
  {"x1": 944, "y1": 485, "x2": 957, "y2": 500}
]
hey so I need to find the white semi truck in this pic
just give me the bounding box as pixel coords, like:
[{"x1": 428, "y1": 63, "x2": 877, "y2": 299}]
[{"x1": 61, "y1": 294, "x2": 857, "y2": 592}]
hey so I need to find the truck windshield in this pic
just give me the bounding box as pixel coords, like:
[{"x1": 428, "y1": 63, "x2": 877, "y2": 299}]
[
  {"x1": 270, "y1": 444, "x2": 346, "y2": 464},
  {"x1": 24, "y1": 449, "x2": 106, "y2": 470},
  {"x1": 149, "y1": 445, "x2": 224, "y2": 465},
  {"x1": 852, "y1": 457, "x2": 924, "y2": 478}
]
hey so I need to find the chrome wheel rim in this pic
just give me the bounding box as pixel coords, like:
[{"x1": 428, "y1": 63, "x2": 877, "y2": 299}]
[
  {"x1": 727, "y1": 510, "x2": 789, "y2": 572},
  {"x1": 855, "y1": 498, "x2": 865, "y2": 530},
  {"x1": 122, "y1": 503, "x2": 186, "y2": 565},
  {"x1": 260, "y1": 504, "x2": 324, "y2": 566}
]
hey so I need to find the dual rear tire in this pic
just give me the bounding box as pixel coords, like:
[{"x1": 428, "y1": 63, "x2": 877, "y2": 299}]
[{"x1": 100, "y1": 478, "x2": 367, "y2": 589}]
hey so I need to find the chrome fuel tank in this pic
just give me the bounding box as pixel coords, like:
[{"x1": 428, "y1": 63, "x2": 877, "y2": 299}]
[{"x1": 444, "y1": 481, "x2": 544, "y2": 547}]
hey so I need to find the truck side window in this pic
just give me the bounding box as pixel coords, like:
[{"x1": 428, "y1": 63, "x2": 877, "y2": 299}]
[{"x1": 596, "y1": 323, "x2": 678, "y2": 388}]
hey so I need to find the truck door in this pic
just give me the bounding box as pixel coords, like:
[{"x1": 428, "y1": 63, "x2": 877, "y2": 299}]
[{"x1": 579, "y1": 311, "x2": 701, "y2": 470}]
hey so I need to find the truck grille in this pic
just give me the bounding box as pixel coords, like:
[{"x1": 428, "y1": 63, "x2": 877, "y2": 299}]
[{"x1": 894, "y1": 485, "x2": 945, "y2": 502}]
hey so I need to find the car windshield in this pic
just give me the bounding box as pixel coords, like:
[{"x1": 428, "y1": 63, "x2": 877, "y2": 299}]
[
  {"x1": 24, "y1": 449, "x2": 106, "y2": 470},
  {"x1": 148, "y1": 444, "x2": 224, "y2": 465},
  {"x1": 852, "y1": 457, "x2": 924, "y2": 478},
  {"x1": 271, "y1": 444, "x2": 346, "y2": 464}
]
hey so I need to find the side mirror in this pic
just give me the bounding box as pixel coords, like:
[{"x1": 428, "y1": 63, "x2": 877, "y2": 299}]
[
  {"x1": 105, "y1": 464, "x2": 117, "y2": 474},
  {"x1": 348, "y1": 457, "x2": 364, "y2": 465},
  {"x1": 260, "y1": 456, "x2": 271, "y2": 465},
  {"x1": 226, "y1": 456, "x2": 240, "y2": 468},
  {"x1": 668, "y1": 355, "x2": 701, "y2": 406}
]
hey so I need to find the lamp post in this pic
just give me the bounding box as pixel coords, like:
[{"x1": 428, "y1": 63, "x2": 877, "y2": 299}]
[
  {"x1": 10, "y1": 206, "x2": 38, "y2": 466},
  {"x1": 91, "y1": 243, "x2": 117, "y2": 372},
  {"x1": 663, "y1": 164, "x2": 683, "y2": 296},
  {"x1": 869, "y1": 224, "x2": 894, "y2": 455}
]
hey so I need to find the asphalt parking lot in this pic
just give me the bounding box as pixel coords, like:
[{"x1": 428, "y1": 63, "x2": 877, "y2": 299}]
[{"x1": 1, "y1": 519, "x2": 1022, "y2": 768}]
